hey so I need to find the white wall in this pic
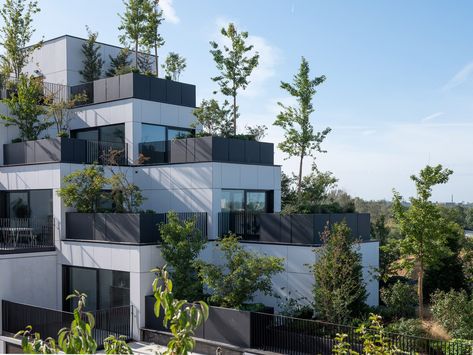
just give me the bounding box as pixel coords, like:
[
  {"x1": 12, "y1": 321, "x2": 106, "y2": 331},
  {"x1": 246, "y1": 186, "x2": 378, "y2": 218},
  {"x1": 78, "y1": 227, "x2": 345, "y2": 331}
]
[
  {"x1": 60, "y1": 241, "x2": 164, "y2": 339},
  {"x1": 201, "y1": 240, "x2": 380, "y2": 311},
  {"x1": 0, "y1": 252, "x2": 59, "y2": 332}
]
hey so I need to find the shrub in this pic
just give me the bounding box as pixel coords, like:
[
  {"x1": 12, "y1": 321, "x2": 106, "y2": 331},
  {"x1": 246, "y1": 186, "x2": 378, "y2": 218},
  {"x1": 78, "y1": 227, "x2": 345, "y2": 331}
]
[
  {"x1": 195, "y1": 234, "x2": 284, "y2": 309},
  {"x1": 385, "y1": 318, "x2": 426, "y2": 338},
  {"x1": 380, "y1": 281, "x2": 417, "y2": 319},
  {"x1": 430, "y1": 289, "x2": 473, "y2": 340},
  {"x1": 57, "y1": 165, "x2": 108, "y2": 213},
  {"x1": 159, "y1": 212, "x2": 206, "y2": 301},
  {"x1": 310, "y1": 222, "x2": 367, "y2": 324},
  {"x1": 444, "y1": 339, "x2": 473, "y2": 355}
]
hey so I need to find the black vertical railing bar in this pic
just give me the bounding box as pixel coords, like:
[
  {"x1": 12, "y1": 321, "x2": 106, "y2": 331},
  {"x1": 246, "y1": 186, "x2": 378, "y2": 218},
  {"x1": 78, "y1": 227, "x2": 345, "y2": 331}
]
[
  {"x1": 164, "y1": 212, "x2": 208, "y2": 239},
  {"x1": 0, "y1": 217, "x2": 55, "y2": 251}
]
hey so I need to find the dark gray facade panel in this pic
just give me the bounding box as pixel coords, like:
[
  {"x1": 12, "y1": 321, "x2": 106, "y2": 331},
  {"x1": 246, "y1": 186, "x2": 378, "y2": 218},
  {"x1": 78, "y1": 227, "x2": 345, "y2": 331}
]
[
  {"x1": 169, "y1": 139, "x2": 187, "y2": 163},
  {"x1": 119, "y1": 73, "x2": 134, "y2": 98},
  {"x1": 3, "y1": 142, "x2": 25, "y2": 165},
  {"x1": 25, "y1": 141, "x2": 36, "y2": 164},
  {"x1": 313, "y1": 214, "x2": 330, "y2": 244},
  {"x1": 245, "y1": 140, "x2": 260, "y2": 164},
  {"x1": 105, "y1": 214, "x2": 140, "y2": 243},
  {"x1": 228, "y1": 139, "x2": 245, "y2": 162},
  {"x1": 259, "y1": 143, "x2": 274, "y2": 165},
  {"x1": 106, "y1": 75, "x2": 120, "y2": 101},
  {"x1": 259, "y1": 213, "x2": 282, "y2": 243},
  {"x1": 204, "y1": 307, "x2": 252, "y2": 348},
  {"x1": 180, "y1": 84, "x2": 196, "y2": 107},
  {"x1": 149, "y1": 77, "x2": 167, "y2": 102},
  {"x1": 211, "y1": 137, "x2": 229, "y2": 162},
  {"x1": 280, "y1": 215, "x2": 293, "y2": 243},
  {"x1": 166, "y1": 80, "x2": 181, "y2": 105},
  {"x1": 93, "y1": 79, "x2": 107, "y2": 103},
  {"x1": 35, "y1": 139, "x2": 61, "y2": 162},
  {"x1": 66, "y1": 213, "x2": 94, "y2": 240},
  {"x1": 186, "y1": 138, "x2": 196, "y2": 162},
  {"x1": 71, "y1": 139, "x2": 87, "y2": 163},
  {"x1": 140, "y1": 214, "x2": 165, "y2": 243},
  {"x1": 94, "y1": 213, "x2": 107, "y2": 241},
  {"x1": 330, "y1": 214, "x2": 357, "y2": 237},
  {"x1": 133, "y1": 73, "x2": 151, "y2": 100},
  {"x1": 357, "y1": 213, "x2": 371, "y2": 240},
  {"x1": 194, "y1": 136, "x2": 213, "y2": 161},
  {"x1": 291, "y1": 214, "x2": 315, "y2": 244}
]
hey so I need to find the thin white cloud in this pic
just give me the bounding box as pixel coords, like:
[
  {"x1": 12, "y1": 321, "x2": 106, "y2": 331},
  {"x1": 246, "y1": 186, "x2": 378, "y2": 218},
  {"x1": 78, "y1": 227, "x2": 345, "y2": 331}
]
[
  {"x1": 362, "y1": 129, "x2": 376, "y2": 136},
  {"x1": 421, "y1": 111, "x2": 444, "y2": 122},
  {"x1": 160, "y1": 0, "x2": 179, "y2": 24},
  {"x1": 442, "y1": 61, "x2": 473, "y2": 91},
  {"x1": 213, "y1": 17, "x2": 281, "y2": 98}
]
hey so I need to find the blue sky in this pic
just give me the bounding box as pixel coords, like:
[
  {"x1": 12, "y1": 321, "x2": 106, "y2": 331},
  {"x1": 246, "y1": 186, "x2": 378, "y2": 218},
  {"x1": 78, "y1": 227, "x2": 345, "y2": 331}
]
[{"x1": 22, "y1": 0, "x2": 473, "y2": 202}]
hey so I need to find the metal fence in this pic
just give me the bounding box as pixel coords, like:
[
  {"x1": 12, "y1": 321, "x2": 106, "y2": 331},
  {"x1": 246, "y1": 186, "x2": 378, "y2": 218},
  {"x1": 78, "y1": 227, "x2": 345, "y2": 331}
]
[
  {"x1": 251, "y1": 312, "x2": 472, "y2": 355},
  {"x1": 1, "y1": 300, "x2": 132, "y2": 348},
  {"x1": 86, "y1": 140, "x2": 128, "y2": 165},
  {"x1": 166, "y1": 212, "x2": 208, "y2": 239},
  {"x1": 0, "y1": 217, "x2": 54, "y2": 253}
]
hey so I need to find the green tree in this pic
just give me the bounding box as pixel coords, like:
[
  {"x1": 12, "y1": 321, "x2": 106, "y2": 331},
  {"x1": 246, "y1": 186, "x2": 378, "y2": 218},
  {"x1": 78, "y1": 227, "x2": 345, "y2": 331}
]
[
  {"x1": 310, "y1": 223, "x2": 367, "y2": 324},
  {"x1": 45, "y1": 92, "x2": 87, "y2": 137},
  {"x1": 57, "y1": 165, "x2": 107, "y2": 213},
  {"x1": 143, "y1": 0, "x2": 164, "y2": 76},
  {"x1": 152, "y1": 265, "x2": 209, "y2": 355},
  {"x1": 392, "y1": 164, "x2": 456, "y2": 319},
  {"x1": 192, "y1": 98, "x2": 233, "y2": 137},
  {"x1": 0, "y1": 74, "x2": 51, "y2": 140},
  {"x1": 118, "y1": 0, "x2": 150, "y2": 70},
  {"x1": 274, "y1": 57, "x2": 331, "y2": 192},
  {"x1": 0, "y1": 0, "x2": 41, "y2": 78},
  {"x1": 380, "y1": 281, "x2": 417, "y2": 319},
  {"x1": 162, "y1": 52, "x2": 186, "y2": 81},
  {"x1": 196, "y1": 235, "x2": 284, "y2": 309},
  {"x1": 210, "y1": 23, "x2": 259, "y2": 135},
  {"x1": 79, "y1": 26, "x2": 103, "y2": 82},
  {"x1": 159, "y1": 211, "x2": 206, "y2": 300},
  {"x1": 106, "y1": 48, "x2": 132, "y2": 77}
]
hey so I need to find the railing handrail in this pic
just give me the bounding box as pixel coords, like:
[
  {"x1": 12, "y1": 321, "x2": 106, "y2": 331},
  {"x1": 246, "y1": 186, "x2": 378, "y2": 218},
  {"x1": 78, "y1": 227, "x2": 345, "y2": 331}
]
[{"x1": 2, "y1": 299, "x2": 130, "y2": 315}]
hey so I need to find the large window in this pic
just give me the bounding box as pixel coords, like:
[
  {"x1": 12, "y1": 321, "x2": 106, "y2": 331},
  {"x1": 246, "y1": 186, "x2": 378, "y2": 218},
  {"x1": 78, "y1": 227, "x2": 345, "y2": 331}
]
[
  {"x1": 1, "y1": 190, "x2": 52, "y2": 219},
  {"x1": 63, "y1": 266, "x2": 130, "y2": 312},
  {"x1": 221, "y1": 190, "x2": 273, "y2": 213},
  {"x1": 71, "y1": 124, "x2": 125, "y2": 143}
]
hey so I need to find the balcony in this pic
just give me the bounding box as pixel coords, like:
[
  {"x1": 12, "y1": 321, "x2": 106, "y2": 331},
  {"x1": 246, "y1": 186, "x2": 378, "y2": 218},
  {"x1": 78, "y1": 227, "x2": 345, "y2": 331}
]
[
  {"x1": 139, "y1": 136, "x2": 274, "y2": 165},
  {"x1": 1, "y1": 300, "x2": 131, "y2": 347},
  {"x1": 65, "y1": 212, "x2": 207, "y2": 244},
  {"x1": 0, "y1": 217, "x2": 55, "y2": 254},
  {"x1": 3, "y1": 138, "x2": 128, "y2": 166},
  {"x1": 218, "y1": 212, "x2": 371, "y2": 244}
]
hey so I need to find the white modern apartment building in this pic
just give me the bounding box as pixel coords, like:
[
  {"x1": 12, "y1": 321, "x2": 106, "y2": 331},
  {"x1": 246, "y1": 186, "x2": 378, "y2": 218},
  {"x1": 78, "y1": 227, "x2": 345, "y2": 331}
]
[{"x1": 0, "y1": 36, "x2": 379, "y2": 353}]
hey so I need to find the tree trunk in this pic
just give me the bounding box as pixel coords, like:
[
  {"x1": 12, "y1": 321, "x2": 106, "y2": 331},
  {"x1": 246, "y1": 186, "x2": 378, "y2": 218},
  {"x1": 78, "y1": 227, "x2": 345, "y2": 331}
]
[
  {"x1": 297, "y1": 153, "x2": 304, "y2": 193},
  {"x1": 135, "y1": 41, "x2": 139, "y2": 70},
  {"x1": 233, "y1": 95, "x2": 237, "y2": 135},
  {"x1": 418, "y1": 266, "x2": 424, "y2": 320},
  {"x1": 154, "y1": 44, "x2": 158, "y2": 77}
]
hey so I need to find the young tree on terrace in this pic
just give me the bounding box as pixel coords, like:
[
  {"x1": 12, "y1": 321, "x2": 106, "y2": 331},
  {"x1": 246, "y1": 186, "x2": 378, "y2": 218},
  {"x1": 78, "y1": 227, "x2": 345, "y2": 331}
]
[
  {"x1": 0, "y1": 0, "x2": 41, "y2": 79},
  {"x1": 79, "y1": 26, "x2": 103, "y2": 82},
  {"x1": 143, "y1": 0, "x2": 164, "y2": 76},
  {"x1": 118, "y1": 0, "x2": 150, "y2": 70},
  {"x1": 162, "y1": 52, "x2": 186, "y2": 81},
  {"x1": 392, "y1": 164, "x2": 457, "y2": 319},
  {"x1": 106, "y1": 48, "x2": 132, "y2": 77},
  {"x1": 210, "y1": 23, "x2": 259, "y2": 135},
  {"x1": 274, "y1": 57, "x2": 331, "y2": 193}
]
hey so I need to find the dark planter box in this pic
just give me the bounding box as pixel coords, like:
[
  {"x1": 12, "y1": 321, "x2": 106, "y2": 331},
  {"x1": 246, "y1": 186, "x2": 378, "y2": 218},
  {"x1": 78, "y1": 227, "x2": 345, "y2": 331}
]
[
  {"x1": 3, "y1": 141, "x2": 26, "y2": 164},
  {"x1": 169, "y1": 139, "x2": 187, "y2": 163},
  {"x1": 66, "y1": 213, "x2": 94, "y2": 240}
]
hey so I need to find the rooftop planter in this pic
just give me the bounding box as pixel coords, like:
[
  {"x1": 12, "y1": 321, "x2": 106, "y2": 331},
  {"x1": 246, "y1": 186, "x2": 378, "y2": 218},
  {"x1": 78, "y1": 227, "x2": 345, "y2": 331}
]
[
  {"x1": 218, "y1": 212, "x2": 371, "y2": 244},
  {"x1": 144, "y1": 295, "x2": 273, "y2": 348},
  {"x1": 87, "y1": 73, "x2": 196, "y2": 108},
  {"x1": 3, "y1": 138, "x2": 127, "y2": 166},
  {"x1": 65, "y1": 212, "x2": 207, "y2": 244},
  {"x1": 139, "y1": 136, "x2": 274, "y2": 165}
]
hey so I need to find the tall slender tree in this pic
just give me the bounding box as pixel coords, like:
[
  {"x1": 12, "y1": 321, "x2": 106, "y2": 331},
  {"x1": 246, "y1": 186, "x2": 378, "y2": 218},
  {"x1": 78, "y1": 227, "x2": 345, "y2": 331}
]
[
  {"x1": 162, "y1": 52, "x2": 186, "y2": 81},
  {"x1": 143, "y1": 0, "x2": 164, "y2": 76},
  {"x1": 210, "y1": 23, "x2": 259, "y2": 135},
  {"x1": 106, "y1": 48, "x2": 132, "y2": 77},
  {"x1": 79, "y1": 26, "x2": 103, "y2": 82},
  {"x1": 118, "y1": 0, "x2": 150, "y2": 70},
  {"x1": 392, "y1": 165, "x2": 457, "y2": 319},
  {"x1": 274, "y1": 57, "x2": 331, "y2": 192},
  {"x1": 0, "y1": 0, "x2": 41, "y2": 79}
]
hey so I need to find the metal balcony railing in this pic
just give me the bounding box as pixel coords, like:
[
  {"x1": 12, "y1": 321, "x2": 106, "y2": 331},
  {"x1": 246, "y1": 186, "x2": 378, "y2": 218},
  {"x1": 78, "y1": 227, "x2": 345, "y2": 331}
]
[{"x1": 0, "y1": 217, "x2": 55, "y2": 253}]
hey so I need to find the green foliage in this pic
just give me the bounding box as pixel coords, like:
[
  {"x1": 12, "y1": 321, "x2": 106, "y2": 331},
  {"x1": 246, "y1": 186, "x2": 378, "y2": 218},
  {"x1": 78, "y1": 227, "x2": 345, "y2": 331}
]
[
  {"x1": 333, "y1": 314, "x2": 398, "y2": 355},
  {"x1": 192, "y1": 98, "x2": 233, "y2": 137},
  {"x1": 444, "y1": 339, "x2": 473, "y2": 355},
  {"x1": 0, "y1": 0, "x2": 41, "y2": 78},
  {"x1": 45, "y1": 92, "x2": 87, "y2": 137},
  {"x1": 430, "y1": 289, "x2": 473, "y2": 340},
  {"x1": 118, "y1": 0, "x2": 151, "y2": 70},
  {"x1": 385, "y1": 318, "x2": 426, "y2": 338},
  {"x1": 0, "y1": 74, "x2": 52, "y2": 140},
  {"x1": 210, "y1": 22, "x2": 259, "y2": 134},
  {"x1": 16, "y1": 326, "x2": 58, "y2": 354},
  {"x1": 104, "y1": 335, "x2": 133, "y2": 354},
  {"x1": 380, "y1": 281, "x2": 417, "y2": 319},
  {"x1": 142, "y1": 0, "x2": 164, "y2": 76},
  {"x1": 196, "y1": 234, "x2": 284, "y2": 309},
  {"x1": 310, "y1": 223, "x2": 367, "y2": 324},
  {"x1": 109, "y1": 172, "x2": 144, "y2": 213},
  {"x1": 274, "y1": 57, "x2": 331, "y2": 192},
  {"x1": 79, "y1": 26, "x2": 103, "y2": 82},
  {"x1": 162, "y1": 52, "x2": 186, "y2": 81},
  {"x1": 152, "y1": 265, "x2": 209, "y2": 355},
  {"x1": 392, "y1": 164, "x2": 457, "y2": 318},
  {"x1": 159, "y1": 211, "x2": 206, "y2": 301},
  {"x1": 106, "y1": 48, "x2": 132, "y2": 77},
  {"x1": 245, "y1": 124, "x2": 267, "y2": 141},
  {"x1": 57, "y1": 165, "x2": 108, "y2": 213}
]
